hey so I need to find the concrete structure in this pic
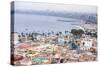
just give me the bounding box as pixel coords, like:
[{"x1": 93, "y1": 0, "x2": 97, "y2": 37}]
[{"x1": 11, "y1": 32, "x2": 19, "y2": 44}]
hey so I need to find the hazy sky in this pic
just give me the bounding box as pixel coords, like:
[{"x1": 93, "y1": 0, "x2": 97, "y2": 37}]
[{"x1": 13, "y1": 1, "x2": 97, "y2": 13}]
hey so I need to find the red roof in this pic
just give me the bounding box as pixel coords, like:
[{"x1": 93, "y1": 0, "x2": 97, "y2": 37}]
[{"x1": 18, "y1": 43, "x2": 30, "y2": 49}]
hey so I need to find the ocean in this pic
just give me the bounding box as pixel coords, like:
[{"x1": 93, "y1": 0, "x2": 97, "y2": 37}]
[{"x1": 13, "y1": 13, "x2": 82, "y2": 34}]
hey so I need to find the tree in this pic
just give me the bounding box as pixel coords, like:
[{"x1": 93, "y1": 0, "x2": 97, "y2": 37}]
[
  {"x1": 31, "y1": 32, "x2": 35, "y2": 40},
  {"x1": 21, "y1": 32, "x2": 24, "y2": 36},
  {"x1": 42, "y1": 32, "x2": 45, "y2": 36},
  {"x1": 47, "y1": 32, "x2": 51, "y2": 36},
  {"x1": 71, "y1": 29, "x2": 77, "y2": 35},
  {"x1": 56, "y1": 33, "x2": 59, "y2": 36},
  {"x1": 51, "y1": 31, "x2": 54, "y2": 35},
  {"x1": 32, "y1": 32, "x2": 39, "y2": 40},
  {"x1": 18, "y1": 35, "x2": 21, "y2": 42},
  {"x1": 26, "y1": 33, "x2": 28, "y2": 36},
  {"x1": 78, "y1": 29, "x2": 84, "y2": 36},
  {"x1": 71, "y1": 29, "x2": 84, "y2": 38},
  {"x1": 92, "y1": 32, "x2": 97, "y2": 38},
  {"x1": 59, "y1": 32, "x2": 62, "y2": 35},
  {"x1": 65, "y1": 30, "x2": 68, "y2": 34}
]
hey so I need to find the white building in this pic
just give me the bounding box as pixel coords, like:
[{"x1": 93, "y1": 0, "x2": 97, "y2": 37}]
[
  {"x1": 81, "y1": 39, "x2": 93, "y2": 50},
  {"x1": 11, "y1": 32, "x2": 19, "y2": 44}
]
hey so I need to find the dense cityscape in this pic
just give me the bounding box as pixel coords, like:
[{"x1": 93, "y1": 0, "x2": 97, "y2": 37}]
[{"x1": 11, "y1": 23, "x2": 97, "y2": 65}]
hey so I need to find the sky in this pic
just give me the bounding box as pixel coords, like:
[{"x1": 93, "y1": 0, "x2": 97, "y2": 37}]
[{"x1": 13, "y1": 1, "x2": 97, "y2": 14}]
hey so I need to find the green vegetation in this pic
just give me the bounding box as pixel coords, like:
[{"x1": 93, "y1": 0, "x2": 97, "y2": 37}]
[{"x1": 71, "y1": 29, "x2": 84, "y2": 38}]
